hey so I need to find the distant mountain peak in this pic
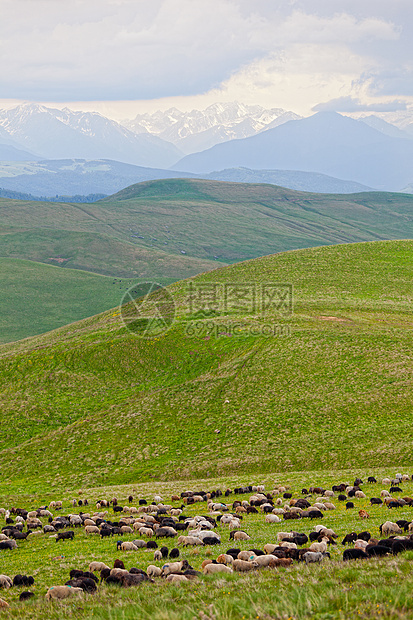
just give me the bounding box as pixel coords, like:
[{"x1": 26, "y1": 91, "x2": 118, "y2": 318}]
[{"x1": 123, "y1": 101, "x2": 301, "y2": 154}]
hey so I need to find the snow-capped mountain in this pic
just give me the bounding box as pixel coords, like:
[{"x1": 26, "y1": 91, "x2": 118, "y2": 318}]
[
  {"x1": 124, "y1": 102, "x2": 301, "y2": 154},
  {"x1": 0, "y1": 103, "x2": 182, "y2": 167}
]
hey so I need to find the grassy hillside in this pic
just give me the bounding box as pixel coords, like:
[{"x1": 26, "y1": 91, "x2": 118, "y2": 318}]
[
  {"x1": 0, "y1": 240, "x2": 412, "y2": 495},
  {"x1": 0, "y1": 258, "x2": 144, "y2": 344},
  {"x1": 2, "y1": 179, "x2": 413, "y2": 275}
]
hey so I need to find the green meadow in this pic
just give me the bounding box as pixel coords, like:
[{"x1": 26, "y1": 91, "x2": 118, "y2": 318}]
[{"x1": 0, "y1": 239, "x2": 412, "y2": 494}]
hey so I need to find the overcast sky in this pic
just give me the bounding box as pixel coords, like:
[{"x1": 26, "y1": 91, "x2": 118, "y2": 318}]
[{"x1": 0, "y1": 0, "x2": 412, "y2": 119}]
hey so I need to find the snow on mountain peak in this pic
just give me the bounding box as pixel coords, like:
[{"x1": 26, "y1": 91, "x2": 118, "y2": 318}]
[{"x1": 123, "y1": 101, "x2": 301, "y2": 154}]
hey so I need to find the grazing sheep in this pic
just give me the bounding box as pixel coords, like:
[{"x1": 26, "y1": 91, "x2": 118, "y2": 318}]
[
  {"x1": 203, "y1": 562, "x2": 232, "y2": 575},
  {"x1": 177, "y1": 535, "x2": 203, "y2": 546},
  {"x1": 216, "y1": 554, "x2": 234, "y2": 565},
  {"x1": 254, "y1": 554, "x2": 279, "y2": 568},
  {"x1": 237, "y1": 551, "x2": 257, "y2": 561},
  {"x1": 166, "y1": 574, "x2": 189, "y2": 584},
  {"x1": 0, "y1": 599, "x2": 9, "y2": 608},
  {"x1": 147, "y1": 565, "x2": 162, "y2": 577},
  {"x1": 45, "y1": 585, "x2": 83, "y2": 600},
  {"x1": 0, "y1": 575, "x2": 12, "y2": 589},
  {"x1": 380, "y1": 521, "x2": 402, "y2": 537},
  {"x1": 161, "y1": 560, "x2": 189, "y2": 576},
  {"x1": 19, "y1": 591, "x2": 34, "y2": 601},
  {"x1": 0, "y1": 540, "x2": 17, "y2": 550},
  {"x1": 233, "y1": 559, "x2": 258, "y2": 572},
  {"x1": 85, "y1": 525, "x2": 100, "y2": 535},
  {"x1": 343, "y1": 549, "x2": 368, "y2": 561},
  {"x1": 56, "y1": 531, "x2": 74, "y2": 542},
  {"x1": 366, "y1": 545, "x2": 390, "y2": 557},
  {"x1": 381, "y1": 490, "x2": 390, "y2": 498},
  {"x1": 89, "y1": 562, "x2": 110, "y2": 573},
  {"x1": 354, "y1": 540, "x2": 369, "y2": 550},
  {"x1": 309, "y1": 540, "x2": 327, "y2": 554},
  {"x1": 268, "y1": 557, "x2": 293, "y2": 568},
  {"x1": 265, "y1": 514, "x2": 281, "y2": 523},
  {"x1": 118, "y1": 541, "x2": 138, "y2": 551},
  {"x1": 303, "y1": 551, "x2": 325, "y2": 564},
  {"x1": 120, "y1": 573, "x2": 148, "y2": 587},
  {"x1": 355, "y1": 491, "x2": 366, "y2": 499}
]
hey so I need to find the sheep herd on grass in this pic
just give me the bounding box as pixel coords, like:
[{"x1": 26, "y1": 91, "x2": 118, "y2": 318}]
[{"x1": 2, "y1": 473, "x2": 413, "y2": 609}]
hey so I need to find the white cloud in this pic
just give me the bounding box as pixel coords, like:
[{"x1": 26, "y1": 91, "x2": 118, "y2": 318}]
[{"x1": 0, "y1": 0, "x2": 411, "y2": 117}]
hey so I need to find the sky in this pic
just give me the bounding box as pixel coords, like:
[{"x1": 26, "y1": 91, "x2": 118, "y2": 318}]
[{"x1": 0, "y1": 0, "x2": 412, "y2": 120}]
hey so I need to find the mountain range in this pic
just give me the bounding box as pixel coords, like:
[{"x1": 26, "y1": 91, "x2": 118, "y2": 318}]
[
  {"x1": 0, "y1": 103, "x2": 181, "y2": 167},
  {"x1": 124, "y1": 102, "x2": 301, "y2": 154},
  {"x1": 0, "y1": 103, "x2": 413, "y2": 193},
  {"x1": 173, "y1": 111, "x2": 413, "y2": 191}
]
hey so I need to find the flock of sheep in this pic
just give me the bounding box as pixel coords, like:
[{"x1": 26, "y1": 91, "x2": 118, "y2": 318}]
[{"x1": 1, "y1": 473, "x2": 413, "y2": 609}]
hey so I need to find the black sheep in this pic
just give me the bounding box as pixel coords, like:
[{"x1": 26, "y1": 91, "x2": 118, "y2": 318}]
[
  {"x1": 203, "y1": 536, "x2": 220, "y2": 545},
  {"x1": 370, "y1": 497, "x2": 383, "y2": 505},
  {"x1": 343, "y1": 548, "x2": 368, "y2": 561},
  {"x1": 357, "y1": 531, "x2": 371, "y2": 542},
  {"x1": 366, "y1": 545, "x2": 389, "y2": 557},
  {"x1": 19, "y1": 591, "x2": 34, "y2": 601},
  {"x1": 308, "y1": 510, "x2": 323, "y2": 520},
  {"x1": 392, "y1": 539, "x2": 413, "y2": 554},
  {"x1": 56, "y1": 531, "x2": 74, "y2": 542},
  {"x1": 346, "y1": 502, "x2": 354, "y2": 510},
  {"x1": 169, "y1": 548, "x2": 180, "y2": 558},
  {"x1": 160, "y1": 546, "x2": 169, "y2": 558},
  {"x1": 226, "y1": 548, "x2": 241, "y2": 560},
  {"x1": 367, "y1": 477, "x2": 377, "y2": 483},
  {"x1": 341, "y1": 533, "x2": 358, "y2": 545}
]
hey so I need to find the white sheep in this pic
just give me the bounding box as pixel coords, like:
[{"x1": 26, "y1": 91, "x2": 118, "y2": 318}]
[
  {"x1": 147, "y1": 565, "x2": 162, "y2": 577},
  {"x1": 89, "y1": 562, "x2": 110, "y2": 572},
  {"x1": 265, "y1": 514, "x2": 281, "y2": 523},
  {"x1": 45, "y1": 585, "x2": 83, "y2": 600},
  {"x1": 203, "y1": 564, "x2": 232, "y2": 575},
  {"x1": 0, "y1": 575, "x2": 12, "y2": 589}
]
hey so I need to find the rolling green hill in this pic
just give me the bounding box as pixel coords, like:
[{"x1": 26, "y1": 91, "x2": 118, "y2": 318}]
[
  {"x1": 2, "y1": 179, "x2": 413, "y2": 275},
  {"x1": 0, "y1": 239, "x2": 412, "y2": 495}
]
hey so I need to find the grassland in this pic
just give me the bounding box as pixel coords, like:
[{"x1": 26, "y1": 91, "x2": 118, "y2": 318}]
[
  {"x1": 0, "y1": 240, "x2": 412, "y2": 496},
  {"x1": 1, "y1": 469, "x2": 413, "y2": 619}
]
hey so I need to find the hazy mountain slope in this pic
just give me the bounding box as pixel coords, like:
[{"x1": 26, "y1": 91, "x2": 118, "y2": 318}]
[
  {"x1": 0, "y1": 240, "x2": 412, "y2": 492},
  {"x1": 204, "y1": 168, "x2": 373, "y2": 193},
  {"x1": 0, "y1": 159, "x2": 373, "y2": 196},
  {"x1": 174, "y1": 112, "x2": 413, "y2": 190},
  {"x1": 0, "y1": 103, "x2": 182, "y2": 167}
]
